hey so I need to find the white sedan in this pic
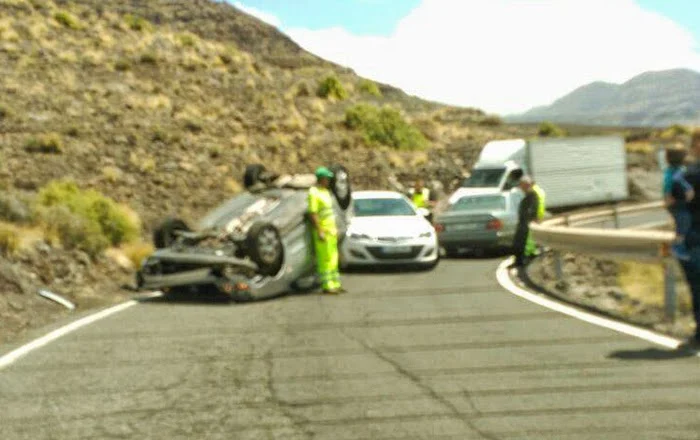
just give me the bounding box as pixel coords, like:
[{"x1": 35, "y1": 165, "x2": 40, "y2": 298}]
[{"x1": 340, "y1": 191, "x2": 439, "y2": 269}]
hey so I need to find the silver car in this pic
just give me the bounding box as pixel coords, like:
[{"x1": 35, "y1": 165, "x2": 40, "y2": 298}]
[{"x1": 434, "y1": 189, "x2": 520, "y2": 256}]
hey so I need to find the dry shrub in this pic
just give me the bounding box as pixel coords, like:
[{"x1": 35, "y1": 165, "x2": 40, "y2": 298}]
[
  {"x1": 625, "y1": 141, "x2": 654, "y2": 154},
  {"x1": 34, "y1": 180, "x2": 140, "y2": 257},
  {"x1": 317, "y1": 75, "x2": 348, "y2": 100},
  {"x1": 53, "y1": 10, "x2": 81, "y2": 30},
  {"x1": 24, "y1": 133, "x2": 64, "y2": 154},
  {"x1": 121, "y1": 241, "x2": 154, "y2": 268},
  {"x1": 0, "y1": 223, "x2": 20, "y2": 256}
]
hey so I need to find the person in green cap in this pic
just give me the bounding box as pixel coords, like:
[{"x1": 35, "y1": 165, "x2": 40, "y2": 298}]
[{"x1": 308, "y1": 166, "x2": 344, "y2": 294}]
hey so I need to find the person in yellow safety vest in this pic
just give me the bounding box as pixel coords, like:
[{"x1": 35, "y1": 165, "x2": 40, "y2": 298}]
[
  {"x1": 525, "y1": 182, "x2": 546, "y2": 257},
  {"x1": 308, "y1": 167, "x2": 344, "y2": 294},
  {"x1": 410, "y1": 179, "x2": 430, "y2": 208}
]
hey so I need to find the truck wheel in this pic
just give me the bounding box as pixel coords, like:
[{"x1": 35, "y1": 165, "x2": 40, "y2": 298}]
[
  {"x1": 330, "y1": 165, "x2": 352, "y2": 210},
  {"x1": 246, "y1": 222, "x2": 284, "y2": 276},
  {"x1": 153, "y1": 218, "x2": 190, "y2": 249}
]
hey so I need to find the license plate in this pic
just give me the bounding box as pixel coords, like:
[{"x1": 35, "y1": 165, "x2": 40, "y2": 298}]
[
  {"x1": 382, "y1": 246, "x2": 411, "y2": 254},
  {"x1": 451, "y1": 224, "x2": 479, "y2": 231}
]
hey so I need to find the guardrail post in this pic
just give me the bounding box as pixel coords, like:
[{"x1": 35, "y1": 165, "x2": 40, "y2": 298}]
[
  {"x1": 613, "y1": 203, "x2": 621, "y2": 229},
  {"x1": 553, "y1": 251, "x2": 564, "y2": 280},
  {"x1": 663, "y1": 257, "x2": 677, "y2": 322}
]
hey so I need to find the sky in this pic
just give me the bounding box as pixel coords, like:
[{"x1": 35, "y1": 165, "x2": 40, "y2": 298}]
[{"x1": 230, "y1": 0, "x2": 700, "y2": 115}]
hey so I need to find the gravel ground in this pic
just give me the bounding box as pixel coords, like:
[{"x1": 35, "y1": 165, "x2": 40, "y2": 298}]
[{"x1": 526, "y1": 252, "x2": 696, "y2": 340}]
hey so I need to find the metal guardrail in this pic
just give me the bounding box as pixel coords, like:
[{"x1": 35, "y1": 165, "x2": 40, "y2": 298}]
[{"x1": 530, "y1": 201, "x2": 681, "y2": 321}]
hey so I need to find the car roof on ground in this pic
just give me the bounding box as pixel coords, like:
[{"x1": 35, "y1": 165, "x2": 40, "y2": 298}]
[{"x1": 352, "y1": 190, "x2": 405, "y2": 200}]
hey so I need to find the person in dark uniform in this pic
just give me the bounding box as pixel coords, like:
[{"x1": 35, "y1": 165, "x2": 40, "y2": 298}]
[
  {"x1": 512, "y1": 175, "x2": 539, "y2": 268},
  {"x1": 675, "y1": 131, "x2": 700, "y2": 348}
]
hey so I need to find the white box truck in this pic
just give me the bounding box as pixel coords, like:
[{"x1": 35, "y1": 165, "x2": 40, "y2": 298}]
[{"x1": 451, "y1": 135, "x2": 628, "y2": 209}]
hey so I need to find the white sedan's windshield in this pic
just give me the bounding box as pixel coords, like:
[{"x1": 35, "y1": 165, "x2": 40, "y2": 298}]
[{"x1": 354, "y1": 198, "x2": 415, "y2": 217}]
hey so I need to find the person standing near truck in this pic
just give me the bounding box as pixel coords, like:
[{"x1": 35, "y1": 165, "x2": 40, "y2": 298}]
[
  {"x1": 409, "y1": 179, "x2": 435, "y2": 209},
  {"x1": 512, "y1": 176, "x2": 539, "y2": 268},
  {"x1": 409, "y1": 179, "x2": 437, "y2": 221},
  {"x1": 308, "y1": 167, "x2": 343, "y2": 294},
  {"x1": 525, "y1": 181, "x2": 547, "y2": 258}
]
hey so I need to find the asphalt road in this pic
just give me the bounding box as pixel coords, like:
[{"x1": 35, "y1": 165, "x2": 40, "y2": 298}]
[{"x1": 2, "y1": 255, "x2": 700, "y2": 440}]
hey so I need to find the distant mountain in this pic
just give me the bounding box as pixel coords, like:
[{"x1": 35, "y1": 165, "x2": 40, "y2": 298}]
[{"x1": 508, "y1": 69, "x2": 700, "y2": 127}]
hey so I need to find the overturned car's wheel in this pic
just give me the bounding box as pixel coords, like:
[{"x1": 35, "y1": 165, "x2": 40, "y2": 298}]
[
  {"x1": 246, "y1": 222, "x2": 284, "y2": 276},
  {"x1": 330, "y1": 164, "x2": 352, "y2": 210},
  {"x1": 243, "y1": 164, "x2": 266, "y2": 189},
  {"x1": 243, "y1": 164, "x2": 278, "y2": 189},
  {"x1": 153, "y1": 218, "x2": 190, "y2": 249}
]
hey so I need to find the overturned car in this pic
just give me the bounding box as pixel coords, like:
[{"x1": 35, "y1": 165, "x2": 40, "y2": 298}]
[{"x1": 136, "y1": 164, "x2": 352, "y2": 301}]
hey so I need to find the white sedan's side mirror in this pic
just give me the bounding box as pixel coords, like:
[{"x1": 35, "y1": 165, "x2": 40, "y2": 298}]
[{"x1": 417, "y1": 207, "x2": 430, "y2": 218}]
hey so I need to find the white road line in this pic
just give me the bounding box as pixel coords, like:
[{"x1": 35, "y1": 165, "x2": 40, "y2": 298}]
[
  {"x1": 0, "y1": 296, "x2": 149, "y2": 370},
  {"x1": 496, "y1": 258, "x2": 684, "y2": 350}
]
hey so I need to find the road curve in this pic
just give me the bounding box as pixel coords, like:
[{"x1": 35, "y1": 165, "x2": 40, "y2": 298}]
[{"x1": 2, "y1": 257, "x2": 700, "y2": 440}]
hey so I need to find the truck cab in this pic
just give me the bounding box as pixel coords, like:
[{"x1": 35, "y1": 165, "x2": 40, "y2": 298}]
[
  {"x1": 460, "y1": 162, "x2": 524, "y2": 192},
  {"x1": 449, "y1": 139, "x2": 529, "y2": 206}
]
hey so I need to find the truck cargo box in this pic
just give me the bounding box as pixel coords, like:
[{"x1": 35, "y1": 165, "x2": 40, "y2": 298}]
[{"x1": 527, "y1": 135, "x2": 628, "y2": 208}]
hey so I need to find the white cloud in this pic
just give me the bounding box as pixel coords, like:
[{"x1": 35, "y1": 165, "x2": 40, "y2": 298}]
[
  {"x1": 235, "y1": 0, "x2": 700, "y2": 114},
  {"x1": 233, "y1": 1, "x2": 281, "y2": 28}
]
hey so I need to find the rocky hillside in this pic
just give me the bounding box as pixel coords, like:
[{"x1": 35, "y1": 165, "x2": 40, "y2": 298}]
[
  {"x1": 0, "y1": 0, "x2": 526, "y2": 230},
  {"x1": 509, "y1": 68, "x2": 700, "y2": 127}
]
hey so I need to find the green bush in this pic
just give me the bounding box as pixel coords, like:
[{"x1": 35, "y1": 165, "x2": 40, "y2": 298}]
[
  {"x1": 0, "y1": 193, "x2": 31, "y2": 223},
  {"x1": 24, "y1": 133, "x2": 64, "y2": 154},
  {"x1": 151, "y1": 127, "x2": 168, "y2": 142},
  {"x1": 35, "y1": 180, "x2": 139, "y2": 254},
  {"x1": 124, "y1": 14, "x2": 150, "y2": 32},
  {"x1": 479, "y1": 115, "x2": 502, "y2": 126},
  {"x1": 358, "y1": 79, "x2": 382, "y2": 97},
  {"x1": 139, "y1": 52, "x2": 158, "y2": 64},
  {"x1": 53, "y1": 11, "x2": 81, "y2": 30},
  {"x1": 64, "y1": 126, "x2": 80, "y2": 137},
  {"x1": 538, "y1": 121, "x2": 567, "y2": 137},
  {"x1": 0, "y1": 223, "x2": 20, "y2": 256},
  {"x1": 345, "y1": 104, "x2": 428, "y2": 150},
  {"x1": 183, "y1": 118, "x2": 203, "y2": 133},
  {"x1": 114, "y1": 58, "x2": 131, "y2": 71},
  {"x1": 660, "y1": 124, "x2": 691, "y2": 139},
  {"x1": 39, "y1": 205, "x2": 109, "y2": 258},
  {"x1": 177, "y1": 32, "x2": 199, "y2": 48},
  {"x1": 317, "y1": 75, "x2": 348, "y2": 100},
  {"x1": 0, "y1": 104, "x2": 11, "y2": 120}
]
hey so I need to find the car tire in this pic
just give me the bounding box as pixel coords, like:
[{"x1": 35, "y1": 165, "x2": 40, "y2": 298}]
[
  {"x1": 246, "y1": 221, "x2": 284, "y2": 276},
  {"x1": 329, "y1": 164, "x2": 352, "y2": 210},
  {"x1": 153, "y1": 218, "x2": 190, "y2": 249},
  {"x1": 243, "y1": 164, "x2": 268, "y2": 189},
  {"x1": 421, "y1": 256, "x2": 440, "y2": 270}
]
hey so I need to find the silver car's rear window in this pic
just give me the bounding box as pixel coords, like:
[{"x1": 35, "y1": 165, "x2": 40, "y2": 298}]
[{"x1": 451, "y1": 195, "x2": 505, "y2": 212}]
